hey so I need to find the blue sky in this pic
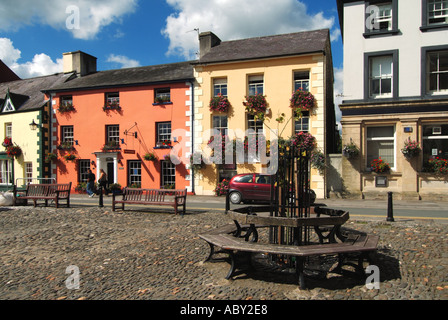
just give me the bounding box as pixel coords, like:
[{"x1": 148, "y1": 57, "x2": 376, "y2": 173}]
[{"x1": 0, "y1": 0, "x2": 343, "y2": 76}]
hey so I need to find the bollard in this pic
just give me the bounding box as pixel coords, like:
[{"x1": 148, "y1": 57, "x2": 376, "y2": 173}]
[
  {"x1": 99, "y1": 185, "x2": 104, "y2": 208},
  {"x1": 225, "y1": 190, "x2": 230, "y2": 214},
  {"x1": 387, "y1": 192, "x2": 394, "y2": 222}
]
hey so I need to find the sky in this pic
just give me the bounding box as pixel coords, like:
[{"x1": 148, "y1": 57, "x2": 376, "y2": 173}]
[{"x1": 0, "y1": 0, "x2": 343, "y2": 125}]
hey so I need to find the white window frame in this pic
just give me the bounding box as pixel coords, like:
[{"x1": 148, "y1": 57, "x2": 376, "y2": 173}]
[
  {"x1": 5, "y1": 123, "x2": 12, "y2": 138},
  {"x1": 61, "y1": 126, "x2": 74, "y2": 144},
  {"x1": 25, "y1": 162, "x2": 33, "y2": 185},
  {"x1": 106, "y1": 125, "x2": 120, "y2": 143},
  {"x1": 157, "y1": 122, "x2": 172, "y2": 144},
  {"x1": 376, "y1": 3, "x2": 393, "y2": 31},
  {"x1": 369, "y1": 55, "x2": 394, "y2": 98},
  {"x1": 294, "y1": 111, "x2": 310, "y2": 134},
  {"x1": 213, "y1": 78, "x2": 228, "y2": 97},
  {"x1": 161, "y1": 160, "x2": 176, "y2": 188},
  {"x1": 428, "y1": 0, "x2": 448, "y2": 25},
  {"x1": 0, "y1": 159, "x2": 12, "y2": 185},
  {"x1": 294, "y1": 71, "x2": 310, "y2": 92},
  {"x1": 248, "y1": 75, "x2": 264, "y2": 96},
  {"x1": 366, "y1": 125, "x2": 396, "y2": 171},
  {"x1": 427, "y1": 50, "x2": 448, "y2": 94},
  {"x1": 128, "y1": 160, "x2": 142, "y2": 187},
  {"x1": 78, "y1": 160, "x2": 91, "y2": 183}
]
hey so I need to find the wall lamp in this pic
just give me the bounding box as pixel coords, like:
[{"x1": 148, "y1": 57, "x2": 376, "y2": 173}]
[{"x1": 29, "y1": 119, "x2": 40, "y2": 131}]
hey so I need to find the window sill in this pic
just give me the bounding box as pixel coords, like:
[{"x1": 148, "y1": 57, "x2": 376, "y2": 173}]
[
  {"x1": 363, "y1": 29, "x2": 400, "y2": 38},
  {"x1": 420, "y1": 24, "x2": 448, "y2": 32},
  {"x1": 152, "y1": 102, "x2": 173, "y2": 106},
  {"x1": 154, "y1": 146, "x2": 173, "y2": 150}
]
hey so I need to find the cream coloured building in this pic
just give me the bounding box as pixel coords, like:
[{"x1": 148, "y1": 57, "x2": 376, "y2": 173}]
[
  {"x1": 0, "y1": 69, "x2": 71, "y2": 190},
  {"x1": 191, "y1": 30, "x2": 337, "y2": 198}
]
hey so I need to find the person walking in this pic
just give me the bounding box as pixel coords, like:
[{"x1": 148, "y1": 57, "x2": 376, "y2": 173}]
[
  {"x1": 98, "y1": 169, "x2": 109, "y2": 196},
  {"x1": 86, "y1": 169, "x2": 95, "y2": 197}
]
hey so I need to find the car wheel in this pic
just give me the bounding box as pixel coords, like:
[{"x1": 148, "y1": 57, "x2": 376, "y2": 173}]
[{"x1": 229, "y1": 191, "x2": 242, "y2": 204}]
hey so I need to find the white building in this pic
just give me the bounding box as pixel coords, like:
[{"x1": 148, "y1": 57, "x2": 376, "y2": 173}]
[{"x1": 337, "y1": 0, "x2": 448, "y2": 200}]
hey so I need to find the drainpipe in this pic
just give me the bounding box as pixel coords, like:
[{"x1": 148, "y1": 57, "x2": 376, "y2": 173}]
[{"x1": 189, "y1": 80, "x2": 195, "y2": 194}]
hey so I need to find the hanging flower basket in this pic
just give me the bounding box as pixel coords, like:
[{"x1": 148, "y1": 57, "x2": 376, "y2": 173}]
[
  {"x1": 63, "y1": 153, "x2": 77, "y2": 163},
  {"x1": 57, "y1": 141, "x2": 75, "y2": 151},
  {"x1": 209, "y1": 94, "x2": 231, "y2": 113},
  {"x1": 342, "y1": 141, "x2": 360, "y2": 159},
  {"x1": 144, "y1": 152, "x2": 158, "y2": 162},
  {"x1": 45, "y1": 152, "x2": 58, "y2": 163},
  {"x1": 311, "y1": 150, "x2": 326, "y2": 173},
  {"x1": 102, "y1": 141, "x2": 120, "y2": 152},
  {"x1": 103, "y1": 102, "x2": 121, "y2": 111},
  {"x1": 58, "y1": 104, "x2": 75, "y2": 113},
  {"x1": 6, "y1": 145, "x2": 22, "y2": 158},
  {"x1": 370, "y1": 158, "x2": 390, "y2": 173},
  {"x1": 289, "y1": 132, "x2": 316, "y2": 152},
  {"x1": 2, "y1": 137, "x2": 13, "y2": 148},
  {"x1": 290, "y1": 90, "x2": 316, "y2": 115},
  {"x1": 189, "y1": 152, "x2": 206, "y2": 171},
  {"x1": 401, "y1": 138, "x2": 421, "y2": 159},
  {"x1": 243, "y1": 94, "x2": 268, "y2": 120}
]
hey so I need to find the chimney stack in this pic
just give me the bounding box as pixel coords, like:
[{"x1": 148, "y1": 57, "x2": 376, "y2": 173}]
[
  {"x1": 63, "y1": 51, "x2": 97, "y2": 77},
  {"x1": 199, "y1": 32, "x2": 221, "y2": 59}
]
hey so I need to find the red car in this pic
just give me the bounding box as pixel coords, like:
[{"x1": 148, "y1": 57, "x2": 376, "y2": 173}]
[
  {"x1": 228, "y1": 173, "x2": 272, "y2": 204},
  {"x1": 228, "y1": 173, "x2": 316, "y2": 205}
]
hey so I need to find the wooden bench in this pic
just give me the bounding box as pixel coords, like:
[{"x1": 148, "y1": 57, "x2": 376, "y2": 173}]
[
  {"x1": 112, "y1": 188, "x2": 187, "y2": 215},
  {"x1": 199, "y1": 208, "x2": 379, "y2": 289},
  {"x1": 18, "y1": 183, "x2": 72, "y2": 208}
]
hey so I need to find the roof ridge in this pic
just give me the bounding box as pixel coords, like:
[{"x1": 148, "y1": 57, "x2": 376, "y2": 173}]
[{"x1": 220, "y1": 28, "x2": 329, "y2": 44}]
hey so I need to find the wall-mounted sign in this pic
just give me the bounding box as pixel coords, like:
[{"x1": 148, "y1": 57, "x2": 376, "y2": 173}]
[{"x1": 375, "y1": 176, "x2": 388, "y2": 188}]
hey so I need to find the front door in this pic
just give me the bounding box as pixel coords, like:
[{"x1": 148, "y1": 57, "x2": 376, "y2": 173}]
[{"x1": 107, "y1": 162, "x2": 114, "y2": 185}]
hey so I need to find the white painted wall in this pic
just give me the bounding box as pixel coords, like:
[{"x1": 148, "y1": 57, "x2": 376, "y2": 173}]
[{"x1": 342, "y1": 0, "x2": 448, "y2": 101}]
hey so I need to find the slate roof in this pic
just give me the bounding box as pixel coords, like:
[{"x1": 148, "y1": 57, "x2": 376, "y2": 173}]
[
  {"x1": 196, "y1": 29, "x2": 330, "y2": 65},
  {"x1": 0, "y1": 73, "x2": 73, "y2": 112},
  {"x1": 47, "y1": 61, "x2": 195, "y2": 93},
  {"x1": 0, "y1": 60, "x2": 20, "y2": 83}
]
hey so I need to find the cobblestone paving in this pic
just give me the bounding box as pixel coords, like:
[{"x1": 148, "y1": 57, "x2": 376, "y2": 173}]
[{"x1": 0, "y1": 206, "x2": 446, "y2": 300}]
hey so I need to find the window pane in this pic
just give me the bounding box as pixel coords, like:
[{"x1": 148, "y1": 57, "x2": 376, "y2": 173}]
[
  {"x1": 157, "y1": 122, "x2": 171, "y2": 142},
  {"x1": 249, "y1": 76, "x2": 264, "y2": 95},
  {"x1": 381, "y1": 78, "x2": 392, "y2": 94},
  {"x1": 440, "y1": 73, "x2": 448, "y2": 90},
  {"x1": 79, "y1": 160, "x2": 91, "y2": 183},
  {"x1": 367, "y1": 141, "x2": 395, "y2": 167},
  {"x1": 440, "y1": 51, "x2": 448, "y2": 71},
  {"x1": 129, "y1": 161, "x2": 142, "y2": 186},
  {"x1": 161, "y1": 161, "x2": 176, "y2": 187},
  {"x1": 367, "y1": 126, "x2": 394, "y2": 138},
  {"x1": 371, "y1": 79, "x2": 380, "y2": 95},
  {"x1": 107, "y1": 125, "x2": 120, "y2": 143}
]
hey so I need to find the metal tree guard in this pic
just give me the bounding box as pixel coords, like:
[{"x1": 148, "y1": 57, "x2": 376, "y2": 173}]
[{"x1": 269, "y1": 145, "x2": 312, "y2": 266}]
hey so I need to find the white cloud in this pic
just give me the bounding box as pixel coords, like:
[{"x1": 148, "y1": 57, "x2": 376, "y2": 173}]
[
  {"x1": 107, "y1": 54, "x2": 141, "y2": 69},
  {"x1": 0, "y1": 38, "x2": 62, "y2": 79},
  {"x1": 0, "y1": 0, "x2": 138, "y2": 40},
  {"x1": 162, "y1": 0, "x2": 338, "y2": 60}
]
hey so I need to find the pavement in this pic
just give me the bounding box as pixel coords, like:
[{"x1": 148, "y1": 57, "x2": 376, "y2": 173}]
[{"x1": 69, "y1": 193, "x2": 448, "y2": 224}]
